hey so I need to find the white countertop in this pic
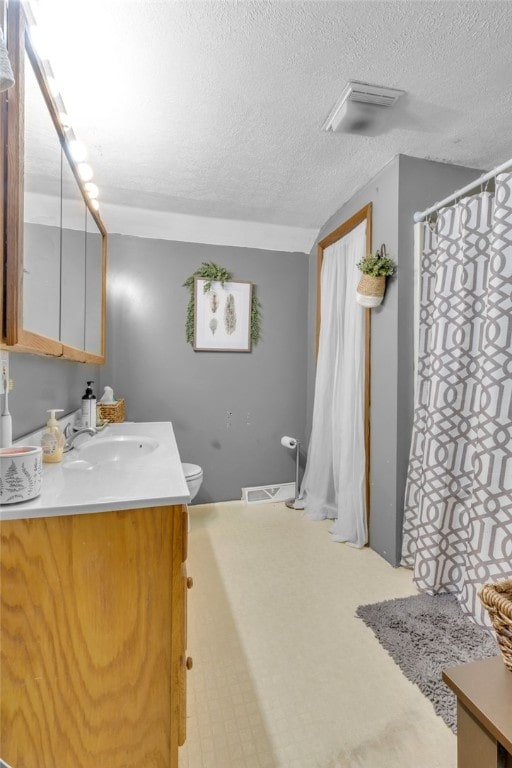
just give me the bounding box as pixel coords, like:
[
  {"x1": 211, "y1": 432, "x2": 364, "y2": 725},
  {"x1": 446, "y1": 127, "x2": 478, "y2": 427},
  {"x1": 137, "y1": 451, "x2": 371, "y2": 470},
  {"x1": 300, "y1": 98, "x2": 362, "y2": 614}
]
[{"x1": 0, "y1": 421, "x2": 190, "y2": 521}]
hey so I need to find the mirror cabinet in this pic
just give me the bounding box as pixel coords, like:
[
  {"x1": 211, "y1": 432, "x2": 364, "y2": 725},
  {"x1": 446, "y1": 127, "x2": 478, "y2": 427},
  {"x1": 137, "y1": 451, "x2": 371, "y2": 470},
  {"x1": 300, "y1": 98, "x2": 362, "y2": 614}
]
[{"x1": 1, "y1": 0, "x2": 107, "y2": 363}]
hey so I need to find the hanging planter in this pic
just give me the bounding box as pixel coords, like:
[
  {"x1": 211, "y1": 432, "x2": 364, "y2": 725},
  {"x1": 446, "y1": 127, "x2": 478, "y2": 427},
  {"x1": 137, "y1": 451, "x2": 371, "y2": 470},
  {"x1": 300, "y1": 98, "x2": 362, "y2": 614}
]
[{"x1": 356, "y1": 244, "x2": 395, "y2": 307}]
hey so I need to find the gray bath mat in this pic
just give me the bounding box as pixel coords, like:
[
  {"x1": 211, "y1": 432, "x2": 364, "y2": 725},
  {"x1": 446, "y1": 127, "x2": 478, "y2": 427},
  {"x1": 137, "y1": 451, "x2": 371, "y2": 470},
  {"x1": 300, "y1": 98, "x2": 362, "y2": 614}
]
[{"x1": 356, "y1": 593, "x2": 498, "y2": 732}]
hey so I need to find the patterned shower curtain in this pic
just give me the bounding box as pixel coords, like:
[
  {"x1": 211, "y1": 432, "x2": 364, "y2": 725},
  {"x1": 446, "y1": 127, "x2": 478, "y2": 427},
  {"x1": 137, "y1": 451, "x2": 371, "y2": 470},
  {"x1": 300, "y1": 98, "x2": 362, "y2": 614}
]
[{"x1": 402, "y1": 172, "x2": 512, "y2": 627}]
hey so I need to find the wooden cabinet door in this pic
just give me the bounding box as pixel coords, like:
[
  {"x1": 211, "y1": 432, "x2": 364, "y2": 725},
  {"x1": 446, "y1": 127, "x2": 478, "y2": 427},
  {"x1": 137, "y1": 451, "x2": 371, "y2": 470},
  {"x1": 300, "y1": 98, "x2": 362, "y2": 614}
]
[{"x1": 0, "y1": 505, "x2": 183, "y2": 768}]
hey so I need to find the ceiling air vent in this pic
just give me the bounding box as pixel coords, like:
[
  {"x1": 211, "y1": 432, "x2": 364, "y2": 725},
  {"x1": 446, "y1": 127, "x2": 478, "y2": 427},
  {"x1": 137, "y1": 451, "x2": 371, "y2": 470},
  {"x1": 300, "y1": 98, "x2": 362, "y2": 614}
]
[{"x1": 323, "y1": 80, "x2": 405, "y2": 133}]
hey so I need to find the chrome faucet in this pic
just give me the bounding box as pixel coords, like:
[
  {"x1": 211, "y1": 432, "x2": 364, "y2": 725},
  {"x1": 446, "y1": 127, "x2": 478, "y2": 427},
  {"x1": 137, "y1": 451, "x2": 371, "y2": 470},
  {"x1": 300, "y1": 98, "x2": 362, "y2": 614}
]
[{"x1": 63, "y1": 424, "x2": 97, "y2": 452}]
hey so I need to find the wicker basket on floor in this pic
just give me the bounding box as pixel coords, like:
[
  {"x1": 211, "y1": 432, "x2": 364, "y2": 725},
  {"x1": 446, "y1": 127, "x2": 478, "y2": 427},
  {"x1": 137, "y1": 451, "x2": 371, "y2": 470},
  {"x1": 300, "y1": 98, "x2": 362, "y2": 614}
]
[
  {"x1": 97, "y1": 398, "x2": 125, "y2": 424},
  {"x1": 479, "y1": 578, "x2": 512, "y2": 671}
]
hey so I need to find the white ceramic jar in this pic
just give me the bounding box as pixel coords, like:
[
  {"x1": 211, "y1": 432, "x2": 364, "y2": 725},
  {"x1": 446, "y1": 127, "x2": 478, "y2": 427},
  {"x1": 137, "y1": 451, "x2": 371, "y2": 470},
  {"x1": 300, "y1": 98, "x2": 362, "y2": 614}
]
[{"x1": 0, "y1": 445, "x2": 43, "y2": 504}]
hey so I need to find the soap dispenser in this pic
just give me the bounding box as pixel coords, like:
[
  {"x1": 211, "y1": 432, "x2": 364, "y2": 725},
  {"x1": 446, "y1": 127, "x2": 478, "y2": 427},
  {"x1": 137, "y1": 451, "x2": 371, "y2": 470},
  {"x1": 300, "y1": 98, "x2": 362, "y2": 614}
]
[
  {"x1": 41, "y1": 409, "x2": 65, "y2": 463},
  {"x1": 82, "y1": 381, "x2": 97, "y2": 429}
]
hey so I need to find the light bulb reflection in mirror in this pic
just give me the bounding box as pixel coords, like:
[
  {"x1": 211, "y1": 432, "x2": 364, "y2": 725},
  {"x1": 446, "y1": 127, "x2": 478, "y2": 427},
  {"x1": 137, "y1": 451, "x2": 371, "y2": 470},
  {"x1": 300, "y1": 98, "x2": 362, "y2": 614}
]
[
  {"x1": 69, "y1": 140, "x2": 87, "y2": 162},
  {"x1": 78, "y1": 163, "x2": 93, "y2": 182},
  {"x1": 85, "y1": 182, "x2": 99, "y2": 199}
]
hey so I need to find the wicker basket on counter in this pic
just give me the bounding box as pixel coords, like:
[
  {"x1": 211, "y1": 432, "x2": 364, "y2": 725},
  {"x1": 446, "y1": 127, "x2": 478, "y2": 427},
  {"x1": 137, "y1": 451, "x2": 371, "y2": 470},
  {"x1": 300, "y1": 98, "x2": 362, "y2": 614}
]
[
  {"x1": 479, "y1": 578, "x2": 512, "y2": 671},
  {"x1": 96, "y1": 398, "x2": 125, "y2": 424}
]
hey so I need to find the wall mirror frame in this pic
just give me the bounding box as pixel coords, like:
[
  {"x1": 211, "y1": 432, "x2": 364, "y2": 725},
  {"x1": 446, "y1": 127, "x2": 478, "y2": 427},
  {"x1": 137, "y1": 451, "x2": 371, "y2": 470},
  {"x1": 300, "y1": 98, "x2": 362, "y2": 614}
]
[{"x1": 1, "y1": 0, "x2": 107, "y2": 363}]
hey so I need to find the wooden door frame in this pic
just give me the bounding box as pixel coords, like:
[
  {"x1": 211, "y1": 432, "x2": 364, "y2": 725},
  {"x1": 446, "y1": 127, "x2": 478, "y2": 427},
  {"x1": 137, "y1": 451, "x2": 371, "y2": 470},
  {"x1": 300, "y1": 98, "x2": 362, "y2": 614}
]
[{"x1": 316, "y1": 203, "x2": 372, "y2": 538}]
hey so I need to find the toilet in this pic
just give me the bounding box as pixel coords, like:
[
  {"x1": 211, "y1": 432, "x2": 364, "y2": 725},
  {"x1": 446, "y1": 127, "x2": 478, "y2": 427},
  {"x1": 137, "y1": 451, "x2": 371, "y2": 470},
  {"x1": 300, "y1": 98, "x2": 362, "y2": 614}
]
[{"x1": 182, "y1": 462, "x2": 203, "y2": 503}]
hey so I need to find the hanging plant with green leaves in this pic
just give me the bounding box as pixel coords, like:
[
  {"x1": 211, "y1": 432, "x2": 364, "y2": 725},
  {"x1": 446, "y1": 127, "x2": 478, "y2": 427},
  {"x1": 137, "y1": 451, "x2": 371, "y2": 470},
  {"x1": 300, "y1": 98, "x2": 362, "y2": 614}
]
[
  {"x1": 356, "y1": 247, "x2": 395, "y2": 276},
  {"x1": 183, "y1": 261, "x2": 262, "y2": 346}
]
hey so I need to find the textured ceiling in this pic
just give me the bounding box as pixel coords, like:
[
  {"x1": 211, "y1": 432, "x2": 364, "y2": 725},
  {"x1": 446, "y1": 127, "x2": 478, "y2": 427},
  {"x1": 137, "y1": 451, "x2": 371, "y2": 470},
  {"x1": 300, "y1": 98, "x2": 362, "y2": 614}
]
[{"x1": 34, "y1": 0, "x2": 512, "y2": 230}]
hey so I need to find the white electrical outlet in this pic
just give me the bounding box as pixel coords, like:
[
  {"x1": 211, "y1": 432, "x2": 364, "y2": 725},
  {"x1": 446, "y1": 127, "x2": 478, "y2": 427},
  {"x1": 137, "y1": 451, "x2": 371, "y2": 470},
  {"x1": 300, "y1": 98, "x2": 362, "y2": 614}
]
[
  {"x1": 0, "y1": 350, "x2": 8, "y2": 381},
  {"x1": 0, "y1": 349, "x2": 12, "y2": 448},
  {"x1": 0, "y1": 350, "x2": 12, "y2": 391}
]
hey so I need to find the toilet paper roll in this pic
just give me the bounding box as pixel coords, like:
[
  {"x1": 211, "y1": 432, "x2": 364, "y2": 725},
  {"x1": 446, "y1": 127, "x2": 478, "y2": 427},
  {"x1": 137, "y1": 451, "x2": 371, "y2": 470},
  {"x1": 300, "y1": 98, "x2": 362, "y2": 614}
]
[{"x1": 281, "y1": 435, "x2": 297, "y2": 449}]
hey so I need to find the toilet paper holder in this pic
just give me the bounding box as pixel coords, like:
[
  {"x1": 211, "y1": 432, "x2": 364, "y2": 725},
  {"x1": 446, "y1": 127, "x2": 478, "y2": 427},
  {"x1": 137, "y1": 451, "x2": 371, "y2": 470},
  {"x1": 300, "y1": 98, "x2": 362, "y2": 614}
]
[{"x1": 281, "y1": 435, "x2": 304, "y2": 510}]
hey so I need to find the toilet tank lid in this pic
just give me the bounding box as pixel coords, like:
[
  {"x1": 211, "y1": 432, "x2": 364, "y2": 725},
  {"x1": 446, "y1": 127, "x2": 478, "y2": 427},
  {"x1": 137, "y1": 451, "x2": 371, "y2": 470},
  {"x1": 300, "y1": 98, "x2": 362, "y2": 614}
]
[{"x1": 182, "y1": 462, "x2": 202, "y2": 479}]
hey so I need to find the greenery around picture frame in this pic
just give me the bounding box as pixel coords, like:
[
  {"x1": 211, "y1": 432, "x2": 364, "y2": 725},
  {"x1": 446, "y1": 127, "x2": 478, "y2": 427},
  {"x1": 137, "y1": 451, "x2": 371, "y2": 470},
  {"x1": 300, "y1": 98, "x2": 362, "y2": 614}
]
[{"x1": 183, "y1": 262, "x2": 262, "y2": 346}]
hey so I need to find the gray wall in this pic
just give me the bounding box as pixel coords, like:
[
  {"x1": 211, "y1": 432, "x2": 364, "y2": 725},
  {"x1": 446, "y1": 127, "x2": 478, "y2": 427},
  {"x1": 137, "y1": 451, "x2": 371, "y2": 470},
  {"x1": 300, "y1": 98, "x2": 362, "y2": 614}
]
[
  {"x1": 306, "y1": 155, "x2": 482, "y2": 565},
  {"x1": 9, "y1": 353, "x2": 100, "y2": 439},
  {"x1": 103, "y1": 235, "x2": 309, "y2": 504}
]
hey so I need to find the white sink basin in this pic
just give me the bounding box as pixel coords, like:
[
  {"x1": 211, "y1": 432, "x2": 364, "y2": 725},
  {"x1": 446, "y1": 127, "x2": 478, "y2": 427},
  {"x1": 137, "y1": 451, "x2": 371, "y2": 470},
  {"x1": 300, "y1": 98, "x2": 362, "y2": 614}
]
[
  {"x1": 2, "y1": 422, "x2": 190, "y2": 521},
  {"x1": 75, "y1": 435, "x2": 159, "y2": 465}
]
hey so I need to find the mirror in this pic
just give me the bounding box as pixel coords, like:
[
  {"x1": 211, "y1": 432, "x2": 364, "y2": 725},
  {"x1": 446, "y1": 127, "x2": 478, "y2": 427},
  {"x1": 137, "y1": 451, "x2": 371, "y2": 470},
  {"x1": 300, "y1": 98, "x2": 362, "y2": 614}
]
[
  {"x1": 1, "y1": 2, "x2": 107, "y2": 363},
  {"x1": 85, "y1": 210, "x2": 104, "y2": 356},
  {"x1": 22, "y1": 51, "x2": 62, "y2": 340},
  {"x1": 60, "y1": 155, "x2": 87, "y2": 351}
]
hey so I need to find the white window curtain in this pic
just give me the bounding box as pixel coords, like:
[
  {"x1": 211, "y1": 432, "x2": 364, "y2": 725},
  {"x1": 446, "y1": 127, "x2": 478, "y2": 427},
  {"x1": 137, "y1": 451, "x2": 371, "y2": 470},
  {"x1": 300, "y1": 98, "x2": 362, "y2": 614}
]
[
  {"x1": 301, "y1": 220, "x2": 367, "y2": 548},
  {"x1": 402, "y1": 173, "x2": 512, "y2": 626}
]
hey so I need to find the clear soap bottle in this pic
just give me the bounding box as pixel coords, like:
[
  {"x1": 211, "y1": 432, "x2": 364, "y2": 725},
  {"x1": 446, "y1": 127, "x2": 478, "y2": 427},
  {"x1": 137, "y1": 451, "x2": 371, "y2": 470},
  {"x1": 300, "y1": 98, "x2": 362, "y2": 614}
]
[{"x1": 41, "y1": 408, "x2": 65, "y2": 463}]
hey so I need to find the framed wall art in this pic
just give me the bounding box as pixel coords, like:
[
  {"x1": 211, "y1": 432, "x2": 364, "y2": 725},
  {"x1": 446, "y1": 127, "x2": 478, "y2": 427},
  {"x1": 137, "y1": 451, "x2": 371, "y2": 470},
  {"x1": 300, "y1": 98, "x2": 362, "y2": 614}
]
[{"x1": 193, "y1": 278, "x2": 253, "y2": 352}]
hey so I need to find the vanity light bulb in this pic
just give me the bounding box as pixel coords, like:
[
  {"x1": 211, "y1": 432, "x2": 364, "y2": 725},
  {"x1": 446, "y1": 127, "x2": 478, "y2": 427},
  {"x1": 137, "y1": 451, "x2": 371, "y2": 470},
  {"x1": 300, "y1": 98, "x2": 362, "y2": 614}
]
[
  {"x1": 46, "y1": 76, "x2": 60, "y2": 99},
  {"x1": 84, "y1": 182, "x2": 99, "y2": 199},
  {"x1": 28, "y1": 26, "x2": 48, "y2": 59},
  {"x1": 69, "y1": 140, "x2": 87, "y2": 163},
  {"x1": 59, "y1": 112, "x2": 72, "y2": 130},
  {"x1": 77, "y1": 163, "x2": 94, "y2": 182},
  {"x1": 90, "y1": 199, "x2": 100, "y2": 211}
]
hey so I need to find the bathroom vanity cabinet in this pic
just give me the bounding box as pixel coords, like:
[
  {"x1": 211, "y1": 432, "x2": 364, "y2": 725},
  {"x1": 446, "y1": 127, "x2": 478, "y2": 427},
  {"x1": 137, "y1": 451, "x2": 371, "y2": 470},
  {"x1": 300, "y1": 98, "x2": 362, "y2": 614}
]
[{"x1": 0, "y1": 503, "x2": 191, "y2": 768}]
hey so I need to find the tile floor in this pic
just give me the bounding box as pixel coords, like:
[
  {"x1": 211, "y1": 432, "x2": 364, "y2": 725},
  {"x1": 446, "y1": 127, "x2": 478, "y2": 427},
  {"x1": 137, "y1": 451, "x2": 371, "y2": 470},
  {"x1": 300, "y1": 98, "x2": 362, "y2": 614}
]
[{"x1": 178, "y1": 501, "x2": 456, "y2": 768}]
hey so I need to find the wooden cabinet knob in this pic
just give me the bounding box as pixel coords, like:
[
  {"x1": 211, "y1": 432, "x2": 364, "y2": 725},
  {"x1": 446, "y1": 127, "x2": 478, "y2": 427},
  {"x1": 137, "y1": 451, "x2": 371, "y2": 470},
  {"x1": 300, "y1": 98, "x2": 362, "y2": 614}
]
[
  {"x1": 186, "y1": 656, "x2": 193, "y2": 670},
  {"x1": 186, "y1": 576, "x2": 193, "y2": 589}
]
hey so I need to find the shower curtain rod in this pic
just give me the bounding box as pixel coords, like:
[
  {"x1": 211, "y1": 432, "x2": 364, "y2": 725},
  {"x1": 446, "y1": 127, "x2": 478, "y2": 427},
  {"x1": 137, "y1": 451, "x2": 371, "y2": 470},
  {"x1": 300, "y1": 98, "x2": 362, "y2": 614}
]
[{"x1": 413, "y1": 156, "x2": 512, "y2": 223}]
